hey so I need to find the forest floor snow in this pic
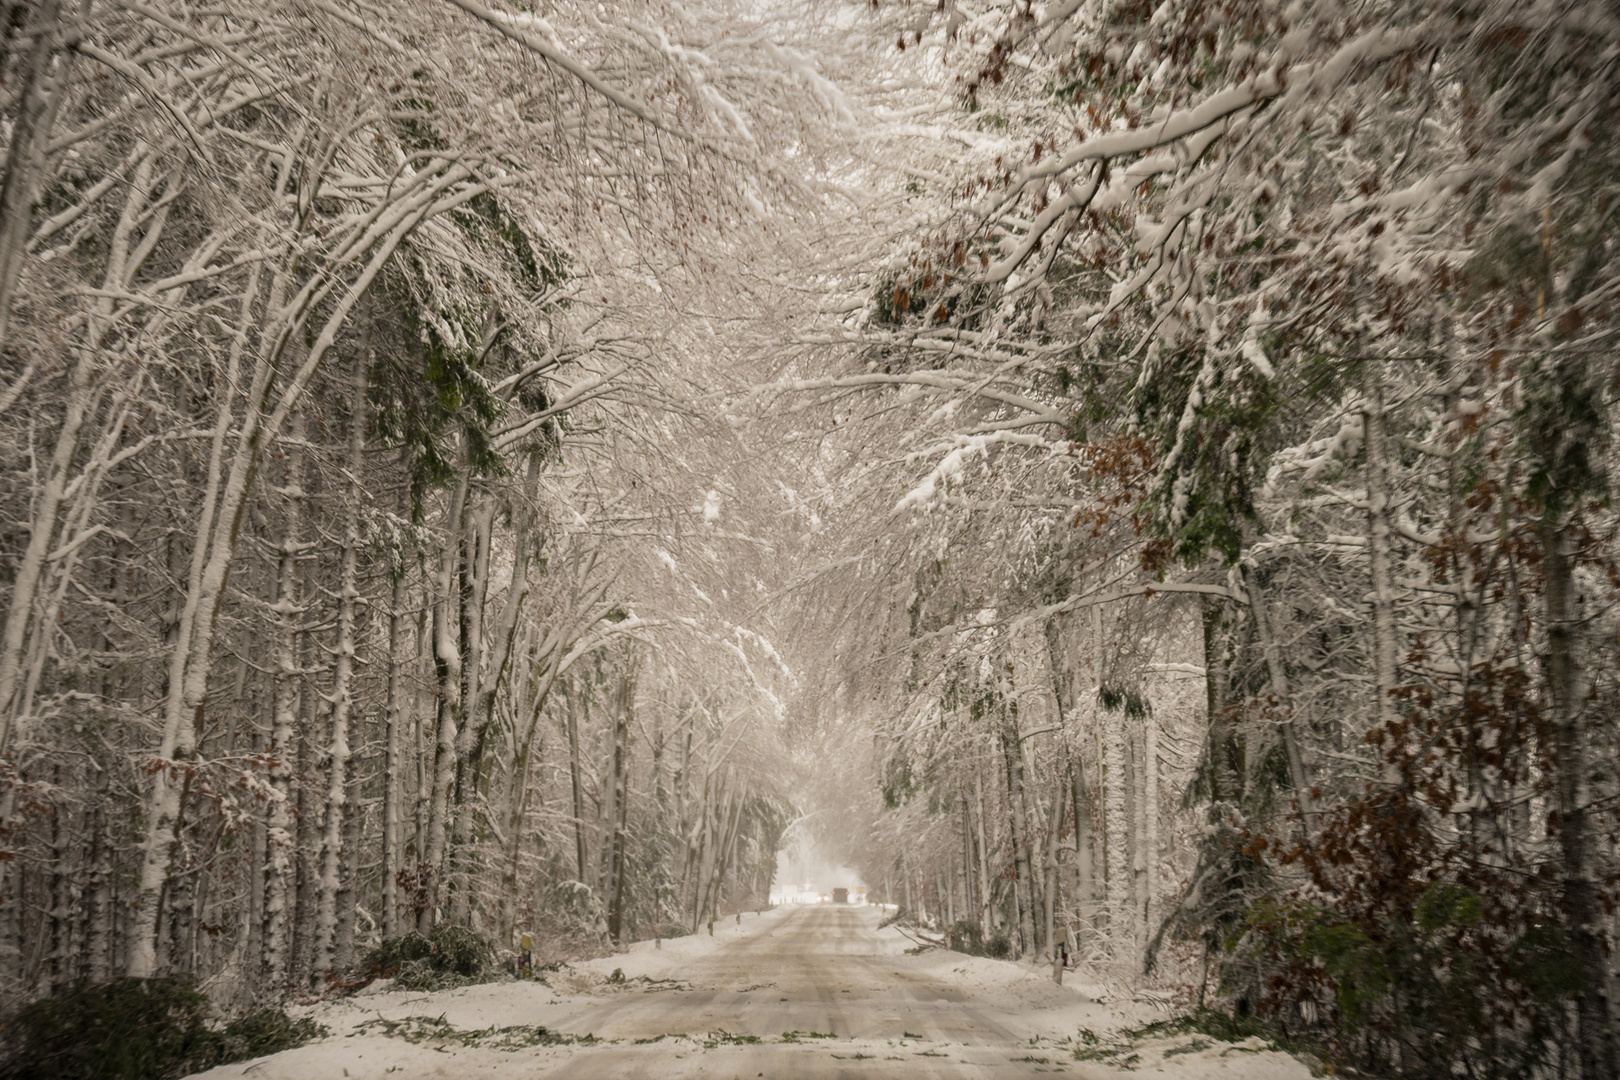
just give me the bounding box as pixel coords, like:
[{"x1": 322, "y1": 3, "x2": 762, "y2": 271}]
[{"x1": 186, "y1": 905, "x2": 1315, "y2": 1079}]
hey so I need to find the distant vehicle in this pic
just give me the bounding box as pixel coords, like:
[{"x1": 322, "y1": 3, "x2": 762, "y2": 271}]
[{"x1": 832, "y1": 888, "x2": 848, "y2": 904}]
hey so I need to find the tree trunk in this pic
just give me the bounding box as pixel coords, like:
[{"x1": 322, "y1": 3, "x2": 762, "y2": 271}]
[
  {"x1": 1543, "y1": 523, "x2": 1617, "y2": 1080},
  {"x1": 47, "y1": 766, "x2": 66, "y2": 991},
  {"x1": 1362, "y1": 372, "x2": 1401, "y2": 780},
  {"x1": 997, "y1": 704, "x2": 1036, "y2": 958},
  {"x1": 974, "y1": 768, "x2": 992, "y2": 938},
  {"x1": 1043, "y1": 775, "x2": 1062, "y2": 970},
  {"x1": 1201, "y1": 596, "x2": 1242, "y2": 806},
  {"x1": 260, "y1": 411, "x2": 306, "y2": 993},
  {"x1": 1044, "y1": 613, "x2": 1095, "y2": 957},
  {"x1": 448, "y1": 452, "x2": 542, "y2": 925},
  {"x1": 502, "y1": 633, "x2": 545, "y2": 943},
  {"x1": 711, "y1": 784, "x2": 744, "y2": 926},
  {"x1": 333, "y1": 757, "x2": 363, "y2": 976},
  {"x1": 161, "y1": 772, "x2": 195, "y2": 977},
  {"x1": 1104, "y1": 695, "x2": 1129, "y2": 961},
  {"x1": 85, "y1": 765, "x2": 111, "y2": 983},
  {"x1": 606, "y1": 662, "x2": 633, "y2": 944},
  {"x1": 691, "y1": 781, "x2": 715, "y2": 930},
  {"x1": 959, "y1": 779, "x2": 976, "y2": 931},
  {"x1": 291, "y1": 599, "x2": 321, "y2": 991},
  {"x1": 382, "y1": 566, "x2": 406, "y2": 940},
  {"x1": 1242, "y1": 565, "x2": 1316, "y2": 836},
  {"x1": 446, "y1": 495, "x2": 493, "y2": 923},
  {"x1": 420, "y1": 474, "x2": 469, "y2": 932},
  {"x1": 0, "y1": 152, "x2": 158, "y2": 757},
  {"x1": 686, "y1": 777, "x2": 710, "y2": 932},
  {"x1": 134, "y1": 158, "x2": 482, "y2": 971},
  {"x1": 313, "y1": 340, "x2": 369, "y2": 985},
  {"x1": 1129, "y1": 719, "x2": 1146, "y2": 956},
  {"x1": 567, "y1": 681, "x2": 590, "y2": 885},
  {"x1": 1071, "y1": 761, "x2": 1093, "y2": 956},
  {"x1": 128, "y1": 145, "x2": 302, "y2": 979},
  {"x1": 1142, "y1": 709, "x2": 1157, "y2": 970}
]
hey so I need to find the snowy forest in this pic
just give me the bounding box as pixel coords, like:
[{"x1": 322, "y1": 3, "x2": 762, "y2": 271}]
[{"x1": 0, "y1": 1, "x2": 1617, "y2": 1078}]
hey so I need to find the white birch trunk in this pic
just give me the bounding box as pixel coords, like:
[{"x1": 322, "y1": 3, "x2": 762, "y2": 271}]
[
  {"x1": 1143, "y1": 710, "x2": 1157, "y2": 970},
  {"x1": 448, "y1": 455, "x2": 538, "y2": 924},
  {"x1": 998, "y1": 704, "x2": 1036, "y2": 957},
  {"x1": 127, "y1": 150, "x2": 273, "y2": 979},
  {"x1": 134, "y1": 156, "x2": 486, "y2": 974},
  {"x1": 446, "y1": 495, "x2": 492, "y2": 920},
  {"x1": 689, "y1": 777, "x2": 713, "y2": 930},
  {"x1": 1544, "y1": 521, "x2": 1618, "y2": 1079},
  {"x1": 15, "y1": 373, "x2": 145, "y2": 724},
  {"x1": 312, "y1": 339, "x2": 368, "y2": 985},
  {"x1": 0, "y1": 152, "x2": 158, "y2": 756},
  {"x1": 261, "y1": 410, "x2": 306, "y2": 993},
  {"x1": 1043, "y1": 775, "x2": 1062, "y2": 970},
  {"x1": 567, "y1": 682, "x2": 590, "y2": 885},
  {"x1": 85, "y1": 800, "x2": 111, "y2": 982},
  {"x1": 973, "y1": 768, "x2": 992, "y2": 938},
  {"x1": 1362, "y1": 372, "x2": 1401, "y2": 783},
  {"x1": 420, "y1": 473, "x2": 469, "y2": 932},
  {"x1": 607, "y1": 666, "x2": 632, "y2": 943},
  {"x1": 1072, "y1": 759, "x2": 1094, "y2": 954},
  {"x1": 1093, "y1": 602, "x2": 1128, "y2": 957},
  {"x1": 1104, "y1": 700, "x2": 1128, "y2": 962},
  {"x1": 382, "y1": 566, "x2": 406, "y2": 940},
  {"x1": 1129, "y1": 721, "x2": 1145, "y2": 955}
]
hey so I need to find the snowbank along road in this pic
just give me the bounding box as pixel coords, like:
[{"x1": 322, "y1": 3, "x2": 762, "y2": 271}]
[{"x1": 191, "y1": 904, "x2": 1312, "y2": 1079}]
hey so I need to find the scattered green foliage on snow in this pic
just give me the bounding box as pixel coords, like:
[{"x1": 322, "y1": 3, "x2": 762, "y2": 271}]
[
  {"x1": 702, "y1": 1030, "x2": 763, "y2": 1046},
  {"x1": 355, "y1": 1015, "x2": 601, "y2": 1049},
  {"x1": 1064, "y1": 1013, "x2": 1292, "y2": 1071}
]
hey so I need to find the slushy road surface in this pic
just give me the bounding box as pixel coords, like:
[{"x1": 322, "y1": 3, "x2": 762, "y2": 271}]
[{"x1": 538, "y1": 903, "x2": 1084, "y2": 1077}]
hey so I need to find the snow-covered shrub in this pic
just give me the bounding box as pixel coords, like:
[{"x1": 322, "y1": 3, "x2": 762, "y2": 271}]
[
  {"x1": 0, "y1": 977, "x2": 323, "y2": 1080},
  {"x1": 944, "y1": 921, "x2": 1010, "y2": 960},
  {"x1": 1238, "y1": 873, "x2": 1578, "y2": 1078},
  {"x1": 0, "y1": 977, "x2": 218, "y2": 1079},
  {"x1": 356, "y1": 925, "x2": 497, "y2": 992},
  {"x1": 526, "y1": 880, "x2": 611, "y2": 960}
]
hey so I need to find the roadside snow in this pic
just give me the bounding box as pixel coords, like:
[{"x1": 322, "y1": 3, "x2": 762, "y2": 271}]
[{"x1": 184, "y1": 906, "x2": 1315, "y2": 1080}]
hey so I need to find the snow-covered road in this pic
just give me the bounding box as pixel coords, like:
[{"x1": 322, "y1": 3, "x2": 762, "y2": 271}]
[
  {"x1": 543, "y1": 903, "x2": 1084, "y2": 1075},
  {"x1": 190, "y1": 905, "x2": 1313, "y2": 1079}
]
